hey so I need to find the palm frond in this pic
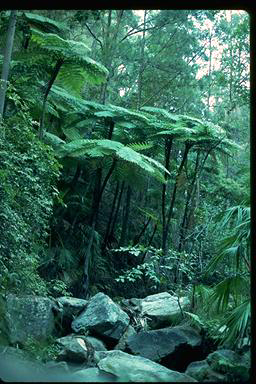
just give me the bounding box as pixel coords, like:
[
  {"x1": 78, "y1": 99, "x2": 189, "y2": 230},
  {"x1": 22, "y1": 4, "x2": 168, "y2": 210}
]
[
  {"x1": 218, "y1": 299, "x2": 251, "y2": 346},
  {"x1": 208, "y1": 275, "x2": 248, "y2": 313}
]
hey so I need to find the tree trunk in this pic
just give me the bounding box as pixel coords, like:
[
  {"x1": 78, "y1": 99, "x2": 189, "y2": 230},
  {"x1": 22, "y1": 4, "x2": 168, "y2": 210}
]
[
  {"x1": 206, "y1": 26, "x2": 213, "y2": 116},
  {"x1": 0, "y1": 10, "x2": 17, "y2": 124},
  {"x1": 119, "y1": 185, "x2": 132, "y2": 247},
  {"x1": 102, "y1": 180, "x2": 120, "y2": 250},
  {"x1": 162, "y1": 143, "x2": 191, "y2": 255},
  {"x1": 39, "y1": 58, "x2": 64, "y2": 139},
  {"x1": 162, "y1": 138, "x2": 172, "y2": 241},
  {"x1": 178, "y1": 150, "x2": 201, "y2": 251},
  {"x1": 137, "y1": 10, "x2": 147, "y2": 109},
  {"x1": 133, "y1": 216, "x2": 151, "y2": 246},
  {"x1": 109, "y1": 180, "x2": 125, "y2": 244}
]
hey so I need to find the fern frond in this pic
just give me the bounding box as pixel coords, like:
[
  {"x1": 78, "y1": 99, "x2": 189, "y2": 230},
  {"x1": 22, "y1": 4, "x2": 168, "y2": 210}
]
[
  {"x1": 141, "y1": 106, "x2": 180, "y2": 122},
  {"x1": 56, "y1": 139, "x2": 169, "y2": 182},
  {"x1": 30, "y1": 29, "x2": 108, "y2": 84},
  {"x1": 127, "y1": 142, "x2": 153, "y2": 152},
  {"x1": 24, "y1": 12, "x2": 67, "y2": 34}
]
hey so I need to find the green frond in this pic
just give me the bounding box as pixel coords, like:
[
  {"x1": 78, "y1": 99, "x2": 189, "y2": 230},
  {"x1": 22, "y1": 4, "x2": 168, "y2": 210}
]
[
  {"x1": 108, "y1": 104, "x2": 151, "y2": 124},
  {"x1": 49, "y1": 85, "x2": 91, "y2": 112},
  {"x1": 219, "y1": 299, "x2": 250, "y2": 345},
  {"x1": 30, "y1": 29, "x2": 108, "y2": 84},
  {"x1": 24, "y1": 12, "x2": 67, "y2": 34},
  {"x1": 43, "y1": 132, "x2": 65, "y2": 148},
  {"x1": 141, "y1": 106, "x2": 180, "y2": 122},
  {"x1": 208, "y1": 275, "x2": 248, "y2": 313},
  {"x1": 62, "y1": 127, "x2": 83, "y2": 141},
  {"x1": 127, "y1": 142, "x2": 153, "y2": 151},
  {"x1": 56, "y1": 138, "x2": 169, "y2": 183}
]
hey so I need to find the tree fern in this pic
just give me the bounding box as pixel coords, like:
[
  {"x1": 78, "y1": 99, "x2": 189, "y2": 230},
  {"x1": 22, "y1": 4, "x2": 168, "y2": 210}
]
[
  {"x1": 23, "y1": 12, "x2": 67, "y2": 34},
  {"x1": 55, "y1": 138, "x2": 170, "y2": 183},
  {"x1": 30, "y1": 29, "x2": 108, "y2": 86},
  {"x1": 141, "y1": 106, "x2": 181, "y2": 121}
]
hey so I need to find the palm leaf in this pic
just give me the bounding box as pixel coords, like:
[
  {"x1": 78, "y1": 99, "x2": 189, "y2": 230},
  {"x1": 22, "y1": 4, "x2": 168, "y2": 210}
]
[
  {"x1": 218, "y1": 299, "x2": 251, "y2": 345},
  {"x1": 208, "y1": 275, "x2": 248, "y2": 313}
]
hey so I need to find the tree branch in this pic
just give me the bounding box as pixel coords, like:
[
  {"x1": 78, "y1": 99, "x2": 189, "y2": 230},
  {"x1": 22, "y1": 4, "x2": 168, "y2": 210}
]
[{"x1": 84, "y1": 22, "x2": 103, "y2": 50}]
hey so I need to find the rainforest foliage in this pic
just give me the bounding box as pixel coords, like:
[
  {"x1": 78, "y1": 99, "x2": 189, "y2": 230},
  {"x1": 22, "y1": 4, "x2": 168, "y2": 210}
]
[{"x1": 0, "y1": 10, "x2": 250, "y2": 349}]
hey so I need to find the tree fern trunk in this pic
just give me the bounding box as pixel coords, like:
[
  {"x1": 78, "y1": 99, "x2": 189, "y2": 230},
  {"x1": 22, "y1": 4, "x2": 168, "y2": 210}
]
[
  {"x1": 119, "y1": 185, "x2": 132, "y2": 247},
  {"x1": 178, "y1": 150, "x2": 201, "y2": 251},
  {"x1": 102, "y1": 180, "x2": 120, "y2": 250},
  {"x1": 109, "y1": 180, "x2": 125, "y2": 244},
  {"x1": 163, "y1": 142, "x2": 191, "y2": 255},
  {"x1": 133, "y1": 216, "x2": 151, "y2": 246},
  {"x1": 39, "y1": 58, "x2": 64, "y2": 139},
  {"x1": 162, "y1": 138, "x2": 172, "y2": 238},
  {"x1": 0, "y1": 10, "x2": 17, "y2": 124}
]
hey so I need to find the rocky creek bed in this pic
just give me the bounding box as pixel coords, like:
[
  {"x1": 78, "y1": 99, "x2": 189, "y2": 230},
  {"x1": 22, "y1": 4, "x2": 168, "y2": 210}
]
[{"x1": 0, "y1": 291, "x2": 250, "y2": 382}]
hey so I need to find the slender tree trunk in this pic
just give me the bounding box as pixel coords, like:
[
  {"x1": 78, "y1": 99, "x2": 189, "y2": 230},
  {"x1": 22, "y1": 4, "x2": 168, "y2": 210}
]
[
  {"x1": 109, "y1": 180, "x2": 125, "y2": 243},
  {"x1": 162, "y1": 138, "x2": 172, "y2": 241},
  {"x1": 137, "y1": 10, "x2": 147, "y2": 109},
  {"x1": 206, "y1": 26, "x2": 213, "y2": 116},
  {"x1": 133, "y1": 216, "x2": 151, "y2": 246},
  {"x1": 119, "y1": 185, "x2": 132, "y2": 247},
  {"x1": 102, "y1": 180, "x2": 120, "y2": 250},
  {"x1": 162, "y1": 143, "x2": 191, "y2": 255},
  {"x1": 178, "y1": 150, "x2": 201, "y2": 251},
  {"x1": 39, "y1": 58, "x2": 64, "y2": 139},
  {"x1": 0, "y1": 10, "x2": 17, "y2": 125},
  {"x1": 141, "y1": 222, "x2": 158, "y2": 263}
]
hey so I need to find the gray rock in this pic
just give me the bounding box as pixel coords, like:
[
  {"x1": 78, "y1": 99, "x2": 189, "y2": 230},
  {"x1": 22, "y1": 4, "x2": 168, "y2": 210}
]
[
  {"x1": 97, "y1": 350, "x2": 197, "y2": 382},
  {"x1": 70, "y1": 367, "x2": 117, "y2": 382},
  {"x1": 72, "y1": 292, "x2": 130, "y2": 341},
  {"x1": 56, "y1": 335, "x2": 94, "y2": 363},
  {"x1": 114, "y1": 325, "x2": 136, "y2": 351},
  {"x1": 54, "y1": 297, "x2": 88, "y2": 320},
  {"x1": 126, "y1": 325, "x2": 202, "y2": 363},
  {"x1": 44, "y1": 360, "x2": 70, "y2": 372},
  {"x1": 139, "y1": 292, "x2": 190, "y2": 329},
  {"x1": 185, "y1": 360, "x2": 226, "y2": 382},
  {"x1": 5, "y1": 294, "x2": 55, "y2": 344},
  {"x1": 0, "y1": 350, "x2": 115, "y2": 382},
  {"x1": 86, "y1": 336, "x2": 107, "y2": 351},
  {"x1": 206, "y1": 349, "x2": 250, "y2": 381}
]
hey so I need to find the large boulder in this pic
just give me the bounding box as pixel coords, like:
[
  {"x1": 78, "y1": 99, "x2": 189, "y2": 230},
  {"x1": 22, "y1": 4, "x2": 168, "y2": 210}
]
[
  {"x1": 206, "y1": 349, "x2": 250, "y2": 381},
  {"x1": 139, "y1": 292, "x2": 190, "y2": 329},
  {"x1": 97, "y1": 350, "x2": 197, "y2": 382},
  {"x1": 71, "y1": 293, "x2": 130, "y2": 343},
  {"x1": 4, "y1": 294, "x2": 55, "y2": 344},
  {"x1": 0, "y1": 347, "x2": 115, "y2": 382},
  {"x1": 56, "y1": 334, "x2": 94, "y2": 364},
  {"x1": 185, "y1": 360, "x2": 226, "y2": 382},
  {"x1": 86, "y1": 336, "x2": 107, "y2": 351},
  {"x1": 53, "y1": 297, "x2": 88, "y2": 334},
  {"x1": 126, "y1": 325, "x2": 202, "y2": 371},
  {"x1": 114, "y1": 325, "x2": 136, "y2": 351},
  {"x1": 54, "y1": 297, "x2": 88, "y2": 319},
  {"x1": 70, "y1": 367, "x2": 117, "y2": 382}
]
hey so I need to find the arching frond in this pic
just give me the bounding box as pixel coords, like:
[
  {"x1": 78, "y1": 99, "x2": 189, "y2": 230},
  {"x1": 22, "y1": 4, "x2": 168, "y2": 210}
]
[
  {"x1": 141, "y1": 106, "x2": 180, "y2": 122},
  {"x1": 127, "y1": 142, "x2": 153, "y2": 152},
  {"x1": 24, "y1": 12, "x2": 67, "y2": 34},
  {"x1": 56, "y1": 139, "x2": 170, "y2": 183},
  {"x1": 30, "y1": 29, "x2": 108, "y2": 85}
]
